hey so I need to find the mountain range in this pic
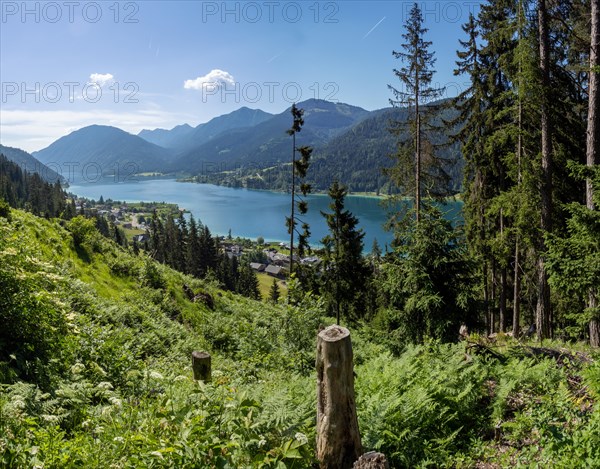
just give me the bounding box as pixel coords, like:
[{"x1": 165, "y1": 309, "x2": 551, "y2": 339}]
[{"x1": 26, "y1": 99, "x2": 461, "y2": 192}]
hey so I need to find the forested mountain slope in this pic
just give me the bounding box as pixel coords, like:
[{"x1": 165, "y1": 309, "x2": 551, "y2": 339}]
[{"x1": 0, "y1": 145, "x2": 64, "y2": 183}]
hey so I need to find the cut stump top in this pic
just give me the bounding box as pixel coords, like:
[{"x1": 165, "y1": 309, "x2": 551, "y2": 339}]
[{"x1": 319, "y1": 325, "x2": 350, "y2": 342}]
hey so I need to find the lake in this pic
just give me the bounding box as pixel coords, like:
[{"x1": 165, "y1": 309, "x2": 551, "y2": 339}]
[{"x1": 68, "y1": 179, "x2": 463, "y2": 252}]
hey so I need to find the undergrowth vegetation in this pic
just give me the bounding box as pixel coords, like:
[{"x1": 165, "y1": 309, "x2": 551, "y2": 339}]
[{"x1": 1, "y1": 208, "x2": 600, "y2": 468}]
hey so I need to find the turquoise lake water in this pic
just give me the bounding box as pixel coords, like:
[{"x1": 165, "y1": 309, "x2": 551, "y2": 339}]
[{"x1": 69, "y1": 179, "x2": 463, "y2": 252}]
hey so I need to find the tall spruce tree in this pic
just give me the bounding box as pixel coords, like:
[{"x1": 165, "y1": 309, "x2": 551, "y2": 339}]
[
  {"x1": 176, "y1": 211, "x2": 188, "y2": 273},
  {"x1": 320, "y1": 181, "x2": 369, "y2": 324},
  {"x1": 587, "y1": 0, "x2": 600, "y2": 346},
  {"x1": 187, "y1": 215, "x2": 202, "y2": 277},
  {"x1": 454, "y1": 0, "x2": 590, "y2": 340},
  {"x1": 388, "y1": 2, "x2": 445, "y2": 223},
  {"x1": 380, "y1": 202, "x2": 475, "y2": 344},
  {"x1": 286, "y1": 104, "x2": 313, "y2": 273},
  {"x1": 452, "y1": 12, "x2": 494, "y2": 331},
  {"x1": 536, "y1": 0, "x2": 553, "y2": 340}
]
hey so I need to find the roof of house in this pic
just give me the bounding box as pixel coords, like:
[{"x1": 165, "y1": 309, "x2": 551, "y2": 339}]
[{"x1": 265, "y1": 265, "x2": 283, "y2": 275}]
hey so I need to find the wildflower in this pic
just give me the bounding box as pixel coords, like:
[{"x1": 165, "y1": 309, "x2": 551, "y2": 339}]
[
  {"x1": 294, "y1": 432, "x2": 308, "y2": 445},
  {"x1": 96, "y1": 381, "x2": 114, "y2": 391}
]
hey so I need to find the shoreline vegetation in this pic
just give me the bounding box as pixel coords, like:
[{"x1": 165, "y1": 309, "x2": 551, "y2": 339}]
[{"x1": 170, "y1": 173, "x2": 463, "y2": 202}]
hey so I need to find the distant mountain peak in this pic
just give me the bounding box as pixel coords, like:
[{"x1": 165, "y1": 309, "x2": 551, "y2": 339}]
[{"x1": 34, "y1": 125, "x2": 172, "y2": 181}]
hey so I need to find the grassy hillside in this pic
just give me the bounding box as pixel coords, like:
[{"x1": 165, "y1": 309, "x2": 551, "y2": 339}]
[
  {"x1": 0, "y1": 209, "x2": 318, "y2": 467},
  {"x1": 1, "y1": 208, "x2": 600, "y2": 468}
]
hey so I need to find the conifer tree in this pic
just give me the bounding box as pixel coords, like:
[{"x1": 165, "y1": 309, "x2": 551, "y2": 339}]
[
  {"x1": 320, "y1": 181, "x2": 369, "y2": 324},
  {"x1": 175, "y1": 211, "x2": 188, "y2": 273},
  {"x1": 237, "y1": 263, "x2": 260, "y2": 300},
  {"x1": 586, "y1": 0, "x2": 600, "y2": 346},
  {"x1": 199, "y1": 225, "x2": 218, "y2": 275},
  {"x1": 389, "y1": 2, "x2": 445, "y2": 223},
  {"x1": 269, "y1": 278, "x2": 280, "y2": 304},
  {"x1": 187, "y1": 215, "x2": 202, "y2": 277},
  {"x1": 536, "y1": 0, "x2": 553, "y2": 340},
  {"x1": 286, "y1": 104, "x2": 313, "y2": 272},
  {"x1": 149, "y1": 211, "x2": 162, "y2": 262},
  {"x1": 371, "y1": 238, "x2": 382, "y2": 263}
]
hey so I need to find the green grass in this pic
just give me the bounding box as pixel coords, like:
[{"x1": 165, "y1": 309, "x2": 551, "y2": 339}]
[
  {"x1": 2, "y1": 208, "x2": 600, "y2": 468},
  {"x1": 256, "y1": 272, "x2": 287, "y2": 300}
]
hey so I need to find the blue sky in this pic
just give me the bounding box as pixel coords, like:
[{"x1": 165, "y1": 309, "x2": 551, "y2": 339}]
[{"x1": 0, "y1": 1, "x2": 483, "y2": 152}]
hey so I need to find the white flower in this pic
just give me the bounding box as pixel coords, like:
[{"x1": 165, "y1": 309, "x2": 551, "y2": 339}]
[
  {"x1": 71, "y1": 363, "x2": 85, "y2": 374},
  {"x1": 109, "y1": 397, "x2": 122, "y2": 407},
  {"x1": 113, "y1": 436, "x2": 124, "y2": 443},
  {"x1": 41, "y1": 414, "x2": 60, "y2": 423},
  {"x1": 294, "y1": 432, "x2": 308, "y2": 445},
  {"x1": 96, "y1": 381, "x2": 114, "y2": 391}
]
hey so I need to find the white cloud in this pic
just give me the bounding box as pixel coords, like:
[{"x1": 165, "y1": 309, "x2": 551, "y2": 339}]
[
  {"x1": 184, "y1": 69, "x2": 235, "y2": 91},
  {"x1": 89, "y1": 73, "x2": 115, "y2": 87}
]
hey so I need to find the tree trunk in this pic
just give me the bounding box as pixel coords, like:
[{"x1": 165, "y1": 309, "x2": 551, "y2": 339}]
[
  {"x1": 491, "y1": 262, "x2": 497, "y2": 335},
  {"x1": 316, "y1": 325, "x2": 362, "y2": 469},
  {"x1": 484, "y1": 262, "x2": 491, "y2": 334},
  {"x1": 191, "y1": 351, "x2": 211, "y2": 381},
  {"x1": 590, "y1": 306, "x2": 600, "y2": 348},
  {"x1": 499, "y1": 211, "x2": 507, "y2": 332},
  {"x1": 536, "y1": 0, "x2": 552, "y2": 341},
  {"x1": 500, "y1": 267, "x2": 507, "y2": 332},
  {"x1": 536, "y1": 263, "x2": 551, "y2": 340},
  {"x1": 514, "y1": 13, "x2": 523, "y2": 339},
  {"x1": 589, "y1": 0, "x2": 600, "y2": 213},
  {"x1": 415, "y1": 103, "x2": 421, "y2": 224},
  {"x1": 587, "y1": 0, "x2": 600, "y2": 347},
  {"x1": 290, "y1": 132, "x2": 296, "y2": 274},
  {"x1": 513, "y1": 240, "x2": 521, "y2": 337}
]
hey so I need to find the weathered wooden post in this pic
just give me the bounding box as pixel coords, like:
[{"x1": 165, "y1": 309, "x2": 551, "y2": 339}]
[
  {"x1": 191, "y1": 351, "x2": 211, "y2": 381},
  {"x1": 316, "y1": 325, "x2": 362, "y2": 469}
]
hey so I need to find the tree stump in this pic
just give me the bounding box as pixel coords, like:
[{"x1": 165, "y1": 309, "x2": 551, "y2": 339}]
[
  {"x1": 352, "y1": 452, "x2": 389, "y2": 469},
  {"x1": 191, "y1": 351, "x2": 211, "y2": 381},
  {"x1": 316, "y1": 325, "x2": 362, "y2": 469}
]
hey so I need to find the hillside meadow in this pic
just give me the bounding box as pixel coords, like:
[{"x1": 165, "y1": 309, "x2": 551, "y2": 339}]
[{"x1": 1, "y1": 208, "x2": 600, "y2": 468}]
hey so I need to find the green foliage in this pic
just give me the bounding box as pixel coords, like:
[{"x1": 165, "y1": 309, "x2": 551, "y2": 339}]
[
  {"x1": 320, "y1": 181, "x2": 371, "y2": 323},
  {"x1": 139, "y1": 256, "x2": 167, "y2": 290},
  {"x1": 269, "y1": 278, "x2": 280, "y2": 304},
  {"x1": 0, "y1": 154, "x2": 66, "y2": 218},
  {"x1": 0, "y1": 199, "x2": 11, "y2": 221},
  {"x1": 66, "y1": 216, "x2": 99, "y2": 249},
  {"x1": 547, "y1": 164, "x2": 600, "y2": 330},
  {"x1": 379, "y1": 203, "x2": 476, "y2": 345},
  {"x1": 286, "y1": 104, "x2": 313, "y2": 263},
  {"x1": 0, "y1": 219, "x2": 71, "y2": 388},
  {"x1": 357, "y1": 342, "x2": 490, "y2": 467},
  {"x1": 2, "y1": 208, "x2": 600, "y2": 468}
]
